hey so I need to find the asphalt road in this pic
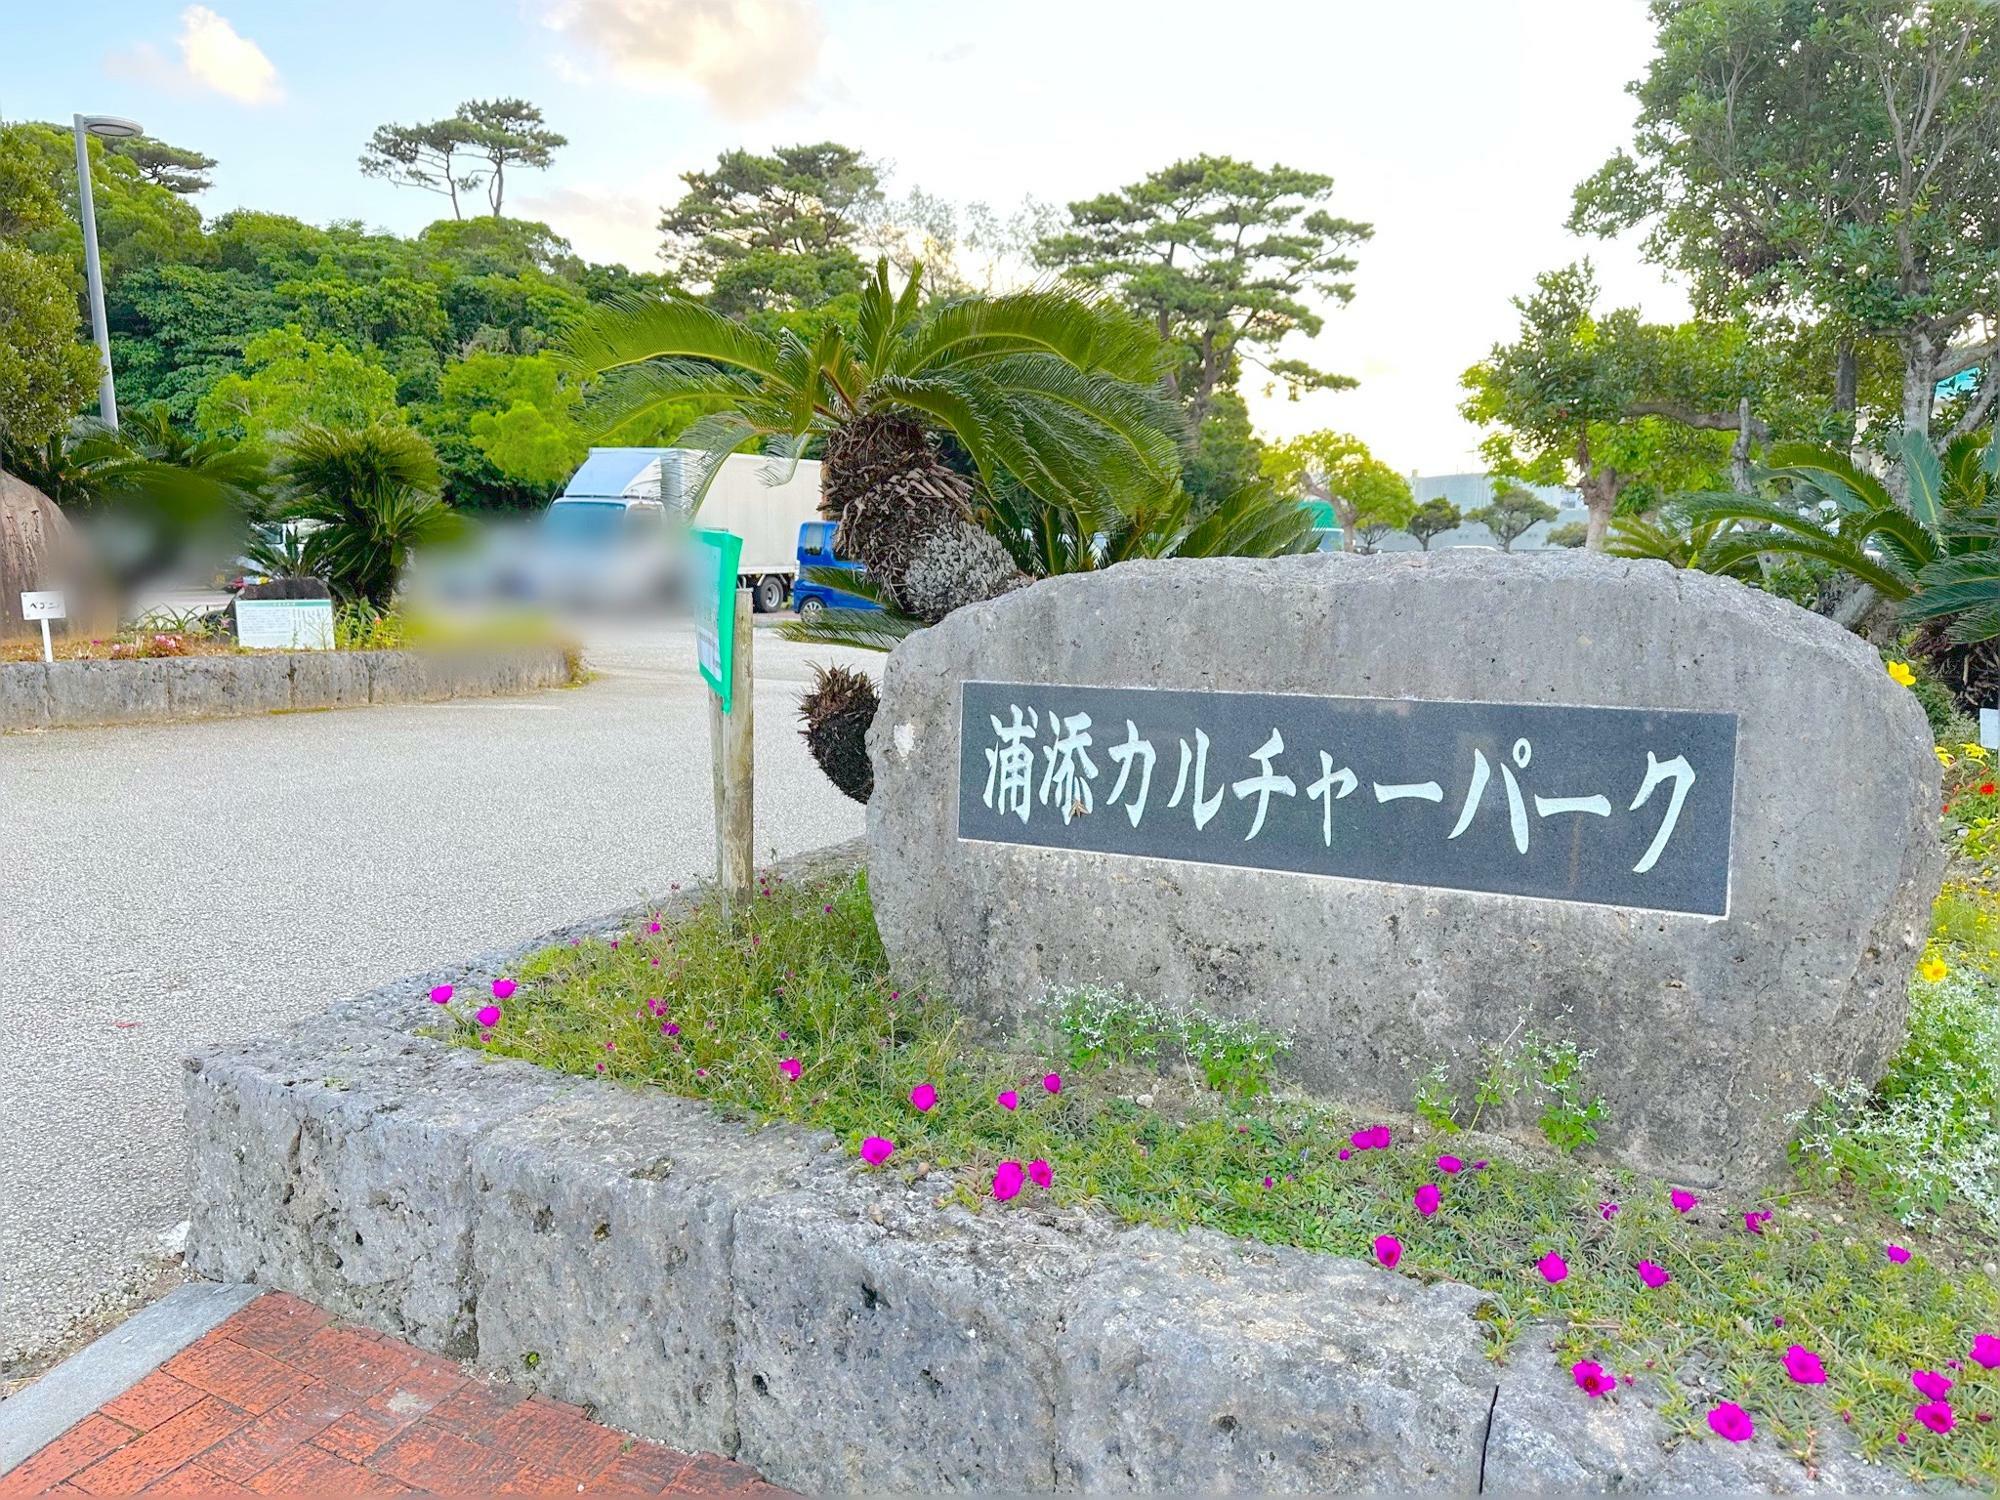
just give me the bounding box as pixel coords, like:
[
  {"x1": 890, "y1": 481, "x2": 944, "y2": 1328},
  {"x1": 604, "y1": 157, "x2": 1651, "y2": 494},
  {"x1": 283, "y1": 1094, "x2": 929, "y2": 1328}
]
[{"x1": 0, "y1": 619, "x2": 870, "y2": 1368}]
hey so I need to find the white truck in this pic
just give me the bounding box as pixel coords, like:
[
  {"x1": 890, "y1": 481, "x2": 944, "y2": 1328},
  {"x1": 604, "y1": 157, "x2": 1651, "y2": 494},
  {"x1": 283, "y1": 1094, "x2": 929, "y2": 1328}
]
[{"x1": 549, "y1": 448, "x2": 826, "y2": 612}]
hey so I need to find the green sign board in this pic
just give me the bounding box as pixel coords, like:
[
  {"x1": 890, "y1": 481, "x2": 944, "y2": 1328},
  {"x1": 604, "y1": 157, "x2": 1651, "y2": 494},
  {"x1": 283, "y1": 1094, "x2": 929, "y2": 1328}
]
[{"x1": 692, "y1": 527, "x2": 743, "y2": 714}]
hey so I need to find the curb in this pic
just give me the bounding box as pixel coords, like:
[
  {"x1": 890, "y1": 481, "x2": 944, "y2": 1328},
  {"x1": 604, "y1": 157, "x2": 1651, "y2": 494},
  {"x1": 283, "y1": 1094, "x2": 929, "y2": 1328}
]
[{"x1": 0, "y1": 1282, "x2": 264, "y2": 1478}]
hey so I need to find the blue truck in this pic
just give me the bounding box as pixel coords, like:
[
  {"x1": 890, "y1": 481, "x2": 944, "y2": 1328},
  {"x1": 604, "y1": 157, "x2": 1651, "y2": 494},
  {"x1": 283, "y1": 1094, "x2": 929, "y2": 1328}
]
[{"x1": 789, "y1": 522, "x2": 882, "y2": 622}]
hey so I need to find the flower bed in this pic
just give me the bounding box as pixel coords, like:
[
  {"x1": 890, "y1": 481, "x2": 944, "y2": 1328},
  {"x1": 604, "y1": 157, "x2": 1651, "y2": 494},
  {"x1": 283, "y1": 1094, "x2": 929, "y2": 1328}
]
[{"x1": 448, "y1": 869, "x2": 2000, "y2": 1487}]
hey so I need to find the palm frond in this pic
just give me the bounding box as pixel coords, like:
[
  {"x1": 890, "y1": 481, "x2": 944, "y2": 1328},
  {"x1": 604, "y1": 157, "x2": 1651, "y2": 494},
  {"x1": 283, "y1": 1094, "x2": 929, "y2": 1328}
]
[
  {"x1": 1761, "y1": 442, "x2": 1894, "y2": 514},
  {"x1": 1895, "y1": 429, "x2": 1946, "y2": 531},
  {"x1": 779, "y1": 607, "x2": 922, "y2": 652},
  {"x1": 799, "y1": 564, "x2": 890, "y2": 603},
  {"x1": 890, "y1": 286, "x2": 1166, "y2": 383},
  {"x1": 558, "y1": 292, "x2": 782, "y2": 381}
]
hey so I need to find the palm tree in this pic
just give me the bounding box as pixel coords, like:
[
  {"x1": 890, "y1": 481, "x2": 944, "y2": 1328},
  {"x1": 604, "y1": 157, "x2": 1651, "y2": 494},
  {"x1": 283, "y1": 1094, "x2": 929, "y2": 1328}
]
[
  {"x1": 560, "y1": 259, "x2": 1183, "y2": 622},
  {"x1": 277, "y1": 423, "x2": 463, "y2": 608}
]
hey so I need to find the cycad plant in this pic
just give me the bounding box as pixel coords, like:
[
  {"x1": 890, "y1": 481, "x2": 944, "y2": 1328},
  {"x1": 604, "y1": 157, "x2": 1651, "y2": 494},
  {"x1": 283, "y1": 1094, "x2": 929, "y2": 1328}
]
[
  {"x1": 560, "y1": 259, "x2": 1183, "y2": 624},
  {"x1": 1683, "y1": 427, "x2": 2000, "y2": 706},
  {"x1": 277, "y1": 423, "x2": 463, "y2": 608}
]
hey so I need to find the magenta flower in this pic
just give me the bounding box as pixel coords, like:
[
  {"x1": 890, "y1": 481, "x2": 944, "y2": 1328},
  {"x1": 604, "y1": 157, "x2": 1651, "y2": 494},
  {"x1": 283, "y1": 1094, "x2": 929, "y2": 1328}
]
[
  {"x1": 993, "y1": 1160, "x2": 1025, "y2": 1201},
  {"x1": 1670, "y1": 1189, "x2": 1699, "y2": 1213},
  {"x1": 1572, "y1": 1361, "x2": 1616, "y2": 1397},
  {"x1": 1373, "y1": 1234, "x2": 1403, "y2": 1270},
  {"x1": 1970, "y1": 1333, "x2": 2000, "y2": 1369},
  {"x1": 1028, "y1": 1159, "x2": 1052, "y2": 1188},
  {"x1": 429, "y1": 984, "x2": 453, "y2": 1005},
  {"x1": 491, "y1": 978, "x2": 516, "y2": 1000},
  {"x1": 1885, "y1": 1243, "x2": 1911, "y2": 1263},
  {"x1": 1043, "y1": 1072, "x2": 1063, "y2": 1095},
  {"x1": 1598, "y1": 1201, "x2": 1619, "y2": 1220},
  {"x1": 663, "y1": 1022, "x2": 680, "y2": 1036},
  {"x1": 1537, "y1": 1252, "x2": 1568, "y2": 1284},
  {"x1": 998, "y1": 1090, "x2": 1019, "y2": 1111},
  {"x1": 1914, "y1": 1401, "x2": 1955, "y2": 1435},
  {"x1": 1471, "y1": 1159, "x2": 1488, "y2": 1170},
  {"x1": 1743, "y1": 1209, "x2": 1772, "y2": 1234},
  {"x1": 1414, "y1": 1183, "x2": 1441, "y2": 1217},
  {"x1": 859, "y1": 1135, "x2": 894, "y2": 1166},
  {"x1": 1337, "y1": 1148, "x2": 1351, "y2": 1161},
  {"x1": 1347, "y1": 1124, "x2": 1391, "y2": 1150},
  {"x1": 475, "y1": 1004, "x2": 501, "y2": 1028},
  {"x1": 1912, "y1": 1369, "x2": 1953, "y2": 1401},
  {"x1": 1636, "y1": 1260, "x2": 1671, "y2": 1289},
  {"x1": 1783, "y1": 1345, "x2": 1826, "y2": 1385},
  {"x1": 1261, "y1": 1176, "x2": 1273, "y2": 1189},
  {"x1": 779, "y1": 1058, "x2": 802, "y2": 1081},
  {"x1": 648, "y1": 921, "x2": 662, "y2": 933},
  {"x1": 1706, "y1": 1402, "x2": 1754, "y2": 1443},
  {"x1": 1437, "y1": 1154, "x2": 1464, "y2": 1174},
  {"x1": 910, "y1": 1083, "x2": 938, "y2": 1113}
]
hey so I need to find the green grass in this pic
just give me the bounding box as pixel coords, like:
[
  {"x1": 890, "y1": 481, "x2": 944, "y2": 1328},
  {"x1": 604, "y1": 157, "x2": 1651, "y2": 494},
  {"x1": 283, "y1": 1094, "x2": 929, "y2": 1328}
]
[{"x1": 451, "y1": 870, "x2": 2000, "y2": 1486}]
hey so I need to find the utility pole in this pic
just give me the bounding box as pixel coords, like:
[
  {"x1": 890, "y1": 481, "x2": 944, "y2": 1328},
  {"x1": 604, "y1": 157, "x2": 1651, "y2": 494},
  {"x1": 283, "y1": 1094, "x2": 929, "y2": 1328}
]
[{"x1": 71, "y1": 114, "x2": 144, "y2": 432}]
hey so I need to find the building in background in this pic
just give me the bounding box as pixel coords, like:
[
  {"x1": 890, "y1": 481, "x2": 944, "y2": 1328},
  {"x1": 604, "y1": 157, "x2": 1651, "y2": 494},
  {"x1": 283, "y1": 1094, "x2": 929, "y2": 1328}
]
[{"x1": 1307, "y1": 473, "x2": 1586, "y2": 553}]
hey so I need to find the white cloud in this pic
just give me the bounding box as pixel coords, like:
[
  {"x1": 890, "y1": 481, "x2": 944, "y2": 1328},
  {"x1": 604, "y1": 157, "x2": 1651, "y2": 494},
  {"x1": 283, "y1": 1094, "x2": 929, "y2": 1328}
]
[
  {"x1": 540, "y1": 0, "x2": 822, "y2": 119},
  {"x1": 106, "y1": 6, "x2": 283, "y2": 105},
  {"x1": 176, "y1": 6, "x2": 283, "y2": 105}
]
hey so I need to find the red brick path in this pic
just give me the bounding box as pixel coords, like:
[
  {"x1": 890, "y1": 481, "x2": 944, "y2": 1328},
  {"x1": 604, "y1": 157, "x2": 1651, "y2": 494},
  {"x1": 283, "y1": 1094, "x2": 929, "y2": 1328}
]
[{"x1": 0, "y1": 1293, "x2": 779, "y2": 1496}]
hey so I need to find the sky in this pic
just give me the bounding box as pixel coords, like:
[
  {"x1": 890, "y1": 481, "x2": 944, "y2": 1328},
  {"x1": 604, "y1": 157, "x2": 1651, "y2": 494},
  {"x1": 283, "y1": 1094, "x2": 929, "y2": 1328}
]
[{"x1": 2, "y1": 0, "x2": 1693, "y2": 474}]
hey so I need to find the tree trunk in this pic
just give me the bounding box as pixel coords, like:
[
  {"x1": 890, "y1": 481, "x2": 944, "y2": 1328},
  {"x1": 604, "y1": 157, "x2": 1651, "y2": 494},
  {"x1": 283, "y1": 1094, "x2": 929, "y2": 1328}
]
[
  {"x1": 1900, "y1": 330, "x2": 1938, "y2": 473},
  {"x1": 1833, "y1": 340, "x2": 1857, "y2": 444},
  {"x1": 1580, "y1": 471, "x2": 1620, "y2": 552}
]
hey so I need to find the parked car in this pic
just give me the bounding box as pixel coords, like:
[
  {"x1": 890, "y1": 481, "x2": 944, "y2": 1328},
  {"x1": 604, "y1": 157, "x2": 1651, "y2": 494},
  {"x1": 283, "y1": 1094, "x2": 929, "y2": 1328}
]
[{"x1": 789, "y1": 522, "x2": 881, "y2": 623}]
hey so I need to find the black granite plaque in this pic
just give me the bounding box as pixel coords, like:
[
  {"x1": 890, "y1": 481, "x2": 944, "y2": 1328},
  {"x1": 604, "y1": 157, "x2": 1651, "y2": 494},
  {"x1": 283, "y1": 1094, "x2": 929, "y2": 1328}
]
[{"x1": 956, "y1": 681, "x2": 1737, "y2": 916}]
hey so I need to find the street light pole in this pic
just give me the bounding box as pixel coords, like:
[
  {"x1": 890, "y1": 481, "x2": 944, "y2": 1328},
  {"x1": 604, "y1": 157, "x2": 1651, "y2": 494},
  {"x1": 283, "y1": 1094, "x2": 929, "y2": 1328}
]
[{"x1": 70, "y1": 114, "x2": 143, "y2": 433}]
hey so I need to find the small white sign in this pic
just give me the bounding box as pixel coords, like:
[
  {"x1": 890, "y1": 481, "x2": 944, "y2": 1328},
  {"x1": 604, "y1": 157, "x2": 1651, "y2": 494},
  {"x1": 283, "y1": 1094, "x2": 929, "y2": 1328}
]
[
  {"x1": 20, "y1": 590, "x2": 65, "y2": 620},
  {"x1": 235, "y1": 597, "x2": 335, "y2": 651},
  {"x1": 1982, "y1": 707, "x2": 1999, "y2": 752}
]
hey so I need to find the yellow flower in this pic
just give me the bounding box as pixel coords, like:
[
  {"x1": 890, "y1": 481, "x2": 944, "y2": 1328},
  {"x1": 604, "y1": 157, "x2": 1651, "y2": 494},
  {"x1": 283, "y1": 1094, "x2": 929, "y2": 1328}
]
[
  {"x1": 1961, "y1": 743, "x2": 1990, "y2": 761},
  {"x1": 1887, "y1": 659, "x2": 1916, "y2": 686},
  {"x1": 1935, "y1": 746, "x2": 1955, "y2": 768},
  {"x1": 1919, "y1": 956, "x2": 1948, "y2": 983}
]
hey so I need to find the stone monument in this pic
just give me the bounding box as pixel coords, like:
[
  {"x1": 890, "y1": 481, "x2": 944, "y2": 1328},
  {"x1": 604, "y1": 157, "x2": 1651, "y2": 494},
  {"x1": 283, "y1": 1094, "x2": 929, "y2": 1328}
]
[{"x1": 866, "y1": 550, "x2": 1943, "y2": 1185}]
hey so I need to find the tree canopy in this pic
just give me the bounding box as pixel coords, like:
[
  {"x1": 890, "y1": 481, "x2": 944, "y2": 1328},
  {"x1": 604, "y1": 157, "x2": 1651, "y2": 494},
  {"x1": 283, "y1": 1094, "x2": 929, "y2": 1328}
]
[
  {"x1": 1035, "y1": 155, "x2": 1372, "y2": 427},
  {"x1": 1260, "y1": 430, "x2": 1410, "y2": 552}
]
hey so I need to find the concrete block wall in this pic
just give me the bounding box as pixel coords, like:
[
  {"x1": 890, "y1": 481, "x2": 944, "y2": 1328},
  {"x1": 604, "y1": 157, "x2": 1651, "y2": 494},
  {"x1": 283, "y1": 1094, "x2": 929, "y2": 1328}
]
[{"x1": 0, "y1": 644, "x2": 574, "y2": 733}]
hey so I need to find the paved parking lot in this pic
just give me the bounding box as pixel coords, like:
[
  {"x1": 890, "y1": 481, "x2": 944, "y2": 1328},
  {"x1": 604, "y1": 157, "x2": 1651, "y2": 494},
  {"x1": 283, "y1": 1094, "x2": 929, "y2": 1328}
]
[{"x1": 0, "y1": 620, "x2": 869, "y2": 1369}]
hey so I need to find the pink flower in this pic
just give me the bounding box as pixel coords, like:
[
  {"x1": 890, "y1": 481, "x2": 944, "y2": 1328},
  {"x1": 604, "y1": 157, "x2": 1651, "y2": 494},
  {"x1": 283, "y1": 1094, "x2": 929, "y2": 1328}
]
[
  {"x1": 1743, "y1": 1209, "x2": 1772, "y2": 1234},
  {"x1": 1572, "y1": 1361, "x2": 1616, "y2": 1397},
  {"x1": 475, "y1": 1004, "x2": 501, "y2": 1028},
  {"x1": 1043, "y1": 1073, "x2": 1063, "y2": 1095},
  {"x1": 1414, "y1": 1183, "x2": 1441, "y2": 1218},
  {"x1": 1338, "y1": 1148, "x2": 1351, "y2": 1161},
  {"x1": 1437, "y1": 1155, "x2": 1464, "y2": 1174},
  {"x1": 1783, "y1": 1345, "x2": 1827, "y2": 1385},
  {"x1": 429, "y1": 984, "x2": 453, "y2": 1005},
  {"x1": 779, "y1": 1058, "x2": 802, "y2": 1081},
  {"x1": 1970, "y1": 1333, "x2": 2000, "y2": 1369},
  {"x1": 1373, "y1": 1234, "x2": 1403, "y2": 1270},
  {"x1": 1028, "y1": 1159, "x2": 1052, "y2": 1188},
  {"x1": 1598, "y1": 1201, "x2": 1619, "y2": 1220},
  {"x1": 993, "y1": 1161, "x2": 1025, "y2": 1201},
  {"x1": 648, "y1": 921, "x2": 662, "y2": 933},
  {"x1": 1261, "y1": 1176, "x2": 1273, "y2": 1188},
  {"x1": 1885, "y1": 1243, "x2": 1911, "y2": 1263},
  {"x1": 1706, "y1": 1402, "x2": 1754, "y2": 1443},
  {"x1": 1348, "y1": 1124, "x2": 1392, "y2": 1150},
  {"x1": 491, "y1": 978, "x2": 516, "y2": 1000},
  {"x1": 860, "y1": 1135, "x2": 894, "y2": 1166},
  {"x1": 1912, "y1": 1369, "x2": 1953, "y2": 1401},
  {"x1": 1636, "y1": 1260, "x2": 1671, "y2": 1289},
  {"x1": 1914, "y1": 1401, "x2": 1955, "y2": 1435},
  {"x1": 1471, "y1": 1159, "x2": 1488, "y2": 1170},
  {"x1": 998, "y1": 1090, "x2": 1019, "y2": 1111},
  {"x1": 663, "y1": 1022, "x2": 680, "y2": 1036},
  {"x1": 1670, "y1": 1189, "x2": 1699, "y2": 1213},
  {"x1": 910, "y1": 1083, "x2": 938, "y2": 1113},
  {"x1": 1537, "y1": 1252, "x2": 1568, "y2": 1284}
]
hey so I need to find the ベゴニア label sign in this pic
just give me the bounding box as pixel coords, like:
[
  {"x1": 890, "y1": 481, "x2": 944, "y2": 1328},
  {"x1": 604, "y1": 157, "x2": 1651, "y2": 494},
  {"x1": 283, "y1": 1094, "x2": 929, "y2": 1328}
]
[{"x1": 956, "y1": 680, "x2": 1737, "y2": 916}]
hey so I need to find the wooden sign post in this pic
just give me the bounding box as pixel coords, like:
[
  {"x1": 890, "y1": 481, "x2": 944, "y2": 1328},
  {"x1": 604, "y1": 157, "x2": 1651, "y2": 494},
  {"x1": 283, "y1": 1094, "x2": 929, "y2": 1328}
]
[{"x1": 693, "y1": 528, "x2": 754, "y2": 918}]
